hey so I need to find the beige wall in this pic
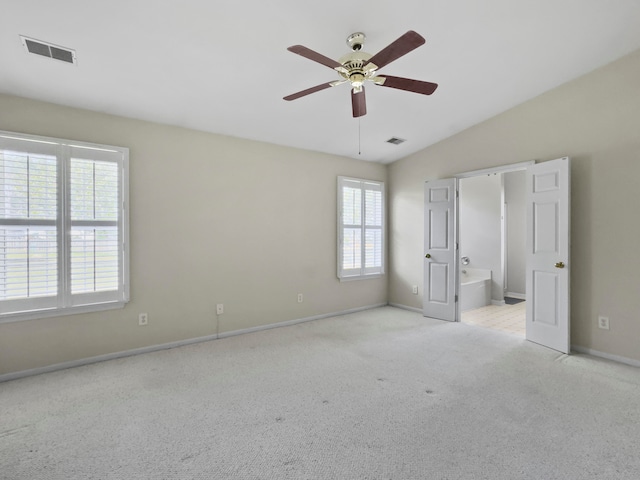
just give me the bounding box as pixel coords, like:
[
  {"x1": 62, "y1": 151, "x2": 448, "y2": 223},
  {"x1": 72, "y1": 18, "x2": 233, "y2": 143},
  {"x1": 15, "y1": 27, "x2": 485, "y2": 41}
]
[
  {"x1": 2, "y1": 47, "x2": 639, "y2": 375},
  {"x1": 389, "y1": 48, "x2": 640, "y2": 362},
  {"x1": 0, "y1": 94, "x2": 387, "y2": 375}
]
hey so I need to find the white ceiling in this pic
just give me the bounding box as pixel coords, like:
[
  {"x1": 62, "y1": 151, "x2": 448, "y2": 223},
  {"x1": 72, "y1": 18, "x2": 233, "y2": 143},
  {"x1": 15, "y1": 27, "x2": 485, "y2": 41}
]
[{"x1": 2, "y1": 1, "x2": 640, "y2": 164}]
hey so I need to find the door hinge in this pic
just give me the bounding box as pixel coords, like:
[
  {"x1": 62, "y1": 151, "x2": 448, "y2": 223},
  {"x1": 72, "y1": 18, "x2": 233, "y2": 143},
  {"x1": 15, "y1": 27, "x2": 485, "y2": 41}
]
[{"x1": 455, "y1": 295, "x2": 458, "y2": 303}]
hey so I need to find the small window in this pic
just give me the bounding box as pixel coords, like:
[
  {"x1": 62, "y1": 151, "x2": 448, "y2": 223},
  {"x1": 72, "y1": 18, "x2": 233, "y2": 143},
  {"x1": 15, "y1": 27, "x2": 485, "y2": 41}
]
[
  {"x1": 0, "y1": 131, "x2": 129, "y2": 322},
  {"x1": 337, "y1": 176, "x2": 384, "y2": 280}
]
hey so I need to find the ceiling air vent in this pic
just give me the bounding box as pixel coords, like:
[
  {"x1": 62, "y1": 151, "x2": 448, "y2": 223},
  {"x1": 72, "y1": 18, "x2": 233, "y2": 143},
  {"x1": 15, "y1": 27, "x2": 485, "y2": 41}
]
[
  {"x1": 386, "y1": 137, "x2": 406, "y2": 145},
  {"x1": 20, "y1": 35, "x2": 76, "y2": 65}
]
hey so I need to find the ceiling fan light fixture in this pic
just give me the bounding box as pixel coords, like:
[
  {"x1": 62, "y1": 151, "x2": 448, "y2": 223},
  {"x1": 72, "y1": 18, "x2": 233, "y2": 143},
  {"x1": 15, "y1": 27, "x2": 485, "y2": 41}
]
[{"x1": 349, "y1": 72, "x2": 365, "y2": 88}]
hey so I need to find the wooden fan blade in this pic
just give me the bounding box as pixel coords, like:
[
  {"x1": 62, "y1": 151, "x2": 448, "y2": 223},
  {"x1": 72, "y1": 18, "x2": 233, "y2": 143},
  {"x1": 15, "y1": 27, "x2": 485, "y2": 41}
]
[
  {"x1": 287, "y1": 45, "x2": 343, "y2": 70},
  {"x1": 352, "y1": 87, "x2": 367, "y2": 117},
  {"x1": 376, "y1": 75, "x2": 438, "y2": 95},
  {"x1": 366, "y1": 31, "x2": 426, "y2": 70},
  {"x1": 283, "y1": 82, "x2": 335, "y2": 101}
]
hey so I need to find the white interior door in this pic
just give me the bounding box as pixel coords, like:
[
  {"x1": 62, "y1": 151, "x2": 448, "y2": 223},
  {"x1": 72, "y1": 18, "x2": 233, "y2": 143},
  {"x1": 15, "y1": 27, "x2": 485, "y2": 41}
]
[
  {"x1": 525, "y1": 157, "x2": 571, "y2": 353},
  {"x1": 423, "y1": 179, "x2": 457, "y2": 321}
]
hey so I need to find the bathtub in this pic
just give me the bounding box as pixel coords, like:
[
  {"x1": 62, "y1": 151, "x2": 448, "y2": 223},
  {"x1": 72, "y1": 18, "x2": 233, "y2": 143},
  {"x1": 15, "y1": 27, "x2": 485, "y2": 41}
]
[{"x1": 460, "y1": 268, "x2": 491, "y2": 312}]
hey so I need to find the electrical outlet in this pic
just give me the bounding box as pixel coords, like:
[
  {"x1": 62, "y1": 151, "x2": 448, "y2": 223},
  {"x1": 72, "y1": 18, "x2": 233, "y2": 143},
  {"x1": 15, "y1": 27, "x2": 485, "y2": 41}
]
[
  {"x1": 297, "y1": 293, "x2": 303, "y2": 303},
  {"x1": 216, "y1": 304, "x2": 224, "y2": 315},
  {"x1": 138, "y1": 313, "x2": 148, "y2": 326},
  {"x1": 598, "y1": 315, "x2": 610, "y2": 330},
  {"x1": 412, "y1": 285, "x2": 418, "y2": 295}
]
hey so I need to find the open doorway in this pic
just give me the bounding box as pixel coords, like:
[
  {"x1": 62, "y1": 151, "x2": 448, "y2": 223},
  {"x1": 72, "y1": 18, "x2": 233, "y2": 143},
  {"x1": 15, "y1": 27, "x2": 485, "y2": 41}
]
[
  {"x1": 424, "y1": 158, "x2": 570, "y2": 352},
  {"x1": 458, "y1": 170, "x2": 526, "y2": 336}
]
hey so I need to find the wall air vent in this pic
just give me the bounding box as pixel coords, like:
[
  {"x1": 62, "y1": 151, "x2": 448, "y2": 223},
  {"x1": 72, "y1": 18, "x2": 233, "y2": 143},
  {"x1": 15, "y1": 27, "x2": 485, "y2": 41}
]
[
  {"x1": 20, "y1": 35, "x2": 77, "y2": 65},
  {"x1": 386, "y1": 137, "x2": 406, "y2": 145}
]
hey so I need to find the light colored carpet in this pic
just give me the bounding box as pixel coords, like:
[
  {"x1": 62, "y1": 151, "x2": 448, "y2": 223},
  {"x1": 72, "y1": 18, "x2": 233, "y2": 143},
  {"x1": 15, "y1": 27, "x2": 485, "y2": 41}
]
[{"x1": 1, "y1": 306, "x2": 639, "y2": 479}]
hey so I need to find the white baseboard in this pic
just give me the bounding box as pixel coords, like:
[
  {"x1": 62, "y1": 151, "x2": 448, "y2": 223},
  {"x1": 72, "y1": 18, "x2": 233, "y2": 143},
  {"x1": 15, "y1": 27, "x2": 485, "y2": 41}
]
[
  {"x1": 505, "y1": 292, "x2": 526, "y2": 300},
  {"x1": 0, "y1": 334, "x2": 217, "y2": 384},
  {"x1": 0, "y1": 303, "x2": 387, "y2": 383},
  {"x1": 217, "y1": 303, "x2": 387, "y2": 339},
  {"x1": 388, "y1": 303, "x2": 422, "y2": 314},
  {"x1": 491, "y1": 299, "x2": 506, "y2": 306},
  {"x1": 571, "y1": 345, "x2": 640, "y2": 368}
]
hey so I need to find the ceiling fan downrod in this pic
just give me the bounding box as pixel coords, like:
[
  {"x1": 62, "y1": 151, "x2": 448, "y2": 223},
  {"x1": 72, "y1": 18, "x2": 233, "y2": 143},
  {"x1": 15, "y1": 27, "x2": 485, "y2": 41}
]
[{"x1": 346, "y1": 32, "x2": 366, "y2": 51}]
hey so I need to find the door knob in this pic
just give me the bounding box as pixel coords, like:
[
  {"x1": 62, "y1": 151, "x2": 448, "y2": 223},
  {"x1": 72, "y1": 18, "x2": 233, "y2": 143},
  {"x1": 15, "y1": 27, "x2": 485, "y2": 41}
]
[
  {"x1": 555, "y1": 262, "x2": 565, "y2": 269},
  {"x1": 425, "y1": 254, "x2": 431, "y2": 259}
]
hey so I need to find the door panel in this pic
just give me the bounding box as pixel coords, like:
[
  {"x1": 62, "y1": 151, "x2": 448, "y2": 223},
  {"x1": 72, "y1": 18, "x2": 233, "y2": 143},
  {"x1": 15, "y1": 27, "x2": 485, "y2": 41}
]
[
  {"x1": 424, "y1": 179, "x2": 457, "y2": 321},
  {"x1": 428, "y1": 263, "x2": 449, "y2": 303},
  {"x1": 526, "y1": 158, "x2": 570, "y2": 353},
  {"x1": 429, "y1": 210, "x2": 449, "y2": 248},
  {"x1": 533, "y1": 271, "x2": 558, "y2": 325}
]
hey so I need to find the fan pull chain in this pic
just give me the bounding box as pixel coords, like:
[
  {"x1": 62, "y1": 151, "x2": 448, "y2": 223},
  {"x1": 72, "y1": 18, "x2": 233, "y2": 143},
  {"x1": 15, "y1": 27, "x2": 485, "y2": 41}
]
[{"x1": 358, "y1": 118, "x2": 361, "y2": 155}]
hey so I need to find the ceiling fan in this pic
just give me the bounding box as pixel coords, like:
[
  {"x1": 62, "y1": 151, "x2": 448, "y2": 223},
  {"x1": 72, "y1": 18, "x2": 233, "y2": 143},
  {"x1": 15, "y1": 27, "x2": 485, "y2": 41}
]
[{"x1": 283, "y1": 31, "x2": 438, "y2": 117}]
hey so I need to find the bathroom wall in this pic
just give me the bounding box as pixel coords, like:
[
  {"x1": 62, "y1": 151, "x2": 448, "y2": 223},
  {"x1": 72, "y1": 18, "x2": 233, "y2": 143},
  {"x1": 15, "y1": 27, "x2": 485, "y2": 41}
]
[
  {"x1": 504, "y1": 171, "x2": 526, "y2": 296},
  {"x1": 458, "y1": 174, "x2": 503, "y2": 302}
]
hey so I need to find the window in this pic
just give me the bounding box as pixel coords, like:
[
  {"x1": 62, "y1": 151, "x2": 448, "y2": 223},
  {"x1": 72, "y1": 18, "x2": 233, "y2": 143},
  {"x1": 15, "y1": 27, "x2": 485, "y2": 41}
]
[
  {"x1": 337, "y1": 176, "x2": 384, "y2": 280},
  {"x1": 0, "y1": 131, "x2": 129, "y2": 321}
]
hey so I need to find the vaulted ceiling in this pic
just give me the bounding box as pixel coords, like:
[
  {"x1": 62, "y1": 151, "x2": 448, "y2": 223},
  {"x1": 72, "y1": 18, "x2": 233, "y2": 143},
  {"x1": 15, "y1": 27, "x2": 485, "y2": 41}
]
[{"x1": 3, "y1": 1, "x2": 640, "y2": 163}]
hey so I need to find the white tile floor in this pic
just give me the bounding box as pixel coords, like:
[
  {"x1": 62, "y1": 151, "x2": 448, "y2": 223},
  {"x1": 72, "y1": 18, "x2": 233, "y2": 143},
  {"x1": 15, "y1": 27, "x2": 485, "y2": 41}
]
[{"x1": 461, "y1": 301, "x2": 526, "y2": 337}]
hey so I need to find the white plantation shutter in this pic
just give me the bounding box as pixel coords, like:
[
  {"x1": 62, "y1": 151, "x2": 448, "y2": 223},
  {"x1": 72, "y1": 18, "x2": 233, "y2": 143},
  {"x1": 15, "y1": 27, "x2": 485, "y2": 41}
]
[
  {"x1": 69, "y1": 147, "x2": 124, "y2": 306},
  {"x1": 364, "y1": 184, "x2": 383, "y2": 273},
  {"x1": 0, "y1": 139, "x2": 59, "y2": 313},
  {"x1": 338, "y1": 177, "x2": 384, "y2": 280},
  {"x1": 0, "y1": 132, "x2": 129, "y2": 320}
]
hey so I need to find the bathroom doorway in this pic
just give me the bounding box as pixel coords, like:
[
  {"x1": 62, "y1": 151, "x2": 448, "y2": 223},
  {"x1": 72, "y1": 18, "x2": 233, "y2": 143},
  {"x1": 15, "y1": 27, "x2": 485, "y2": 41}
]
[
  {"x1": 424, "y1": 158, "x2": 570, "y2": 352},
  {"x1": 458, "y1": 169, "x2": 526, "y2": 336}
]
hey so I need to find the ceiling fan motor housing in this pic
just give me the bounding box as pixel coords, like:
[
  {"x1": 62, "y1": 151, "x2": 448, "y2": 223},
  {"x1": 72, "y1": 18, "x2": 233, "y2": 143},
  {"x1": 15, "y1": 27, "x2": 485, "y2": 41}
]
[
  {"x1": 338, "y1": 50, "x2": 374, "y2": 92},
  {"x1": 340, "y1": 33, "x2": 384, "y2": 92}
]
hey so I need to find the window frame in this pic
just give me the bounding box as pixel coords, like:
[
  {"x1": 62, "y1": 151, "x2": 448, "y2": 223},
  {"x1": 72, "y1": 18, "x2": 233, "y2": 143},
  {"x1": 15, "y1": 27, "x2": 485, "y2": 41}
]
[
  {"x1": 337, "y1": 176, "x2": 385, "y2": 281},
  {"x1": 0, "y1": 130, "x2": 130, "y2": 323}
]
